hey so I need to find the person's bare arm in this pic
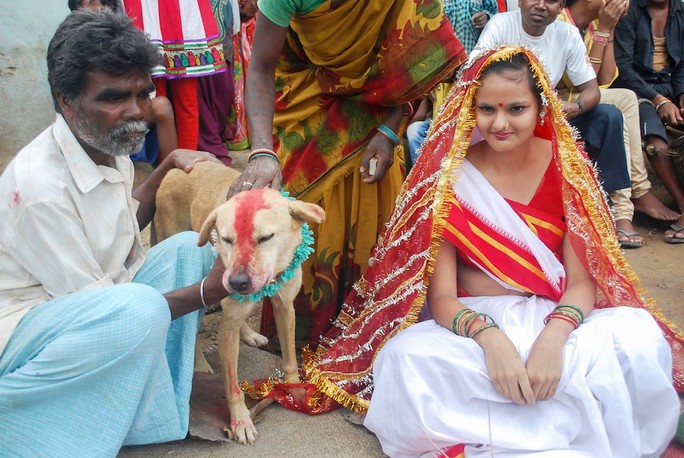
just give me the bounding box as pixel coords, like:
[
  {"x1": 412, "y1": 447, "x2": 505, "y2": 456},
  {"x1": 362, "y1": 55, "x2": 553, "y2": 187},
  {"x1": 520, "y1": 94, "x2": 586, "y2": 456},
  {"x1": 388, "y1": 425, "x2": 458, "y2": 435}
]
[
  {"x1": 151, "y1": 95, "x2": 179, "y2": 162},
  {"x1": 428, "y1": 241, "x2": 535, "y2": 405},
  {"x1": 561, "y1": 79, "x2": 600, "y2": 119},
  {"x1": 360, "y1": 105, "x2": 404, "y2": 184},
  {"x1": 525, "y1": 233, "x2": 596, "y2": 400},
  {"x1": 133, "y1": 149, "x2": 221, "y2": 229},
  {"x1": 593, "y1": 0, "x2": 628, "y2": 85},
  {"x1": 164, "y1": 256, "x2": 229, "y2": 320},
  {"x1": 227, "y1": 15, "x2": 287, "y2": 198}
]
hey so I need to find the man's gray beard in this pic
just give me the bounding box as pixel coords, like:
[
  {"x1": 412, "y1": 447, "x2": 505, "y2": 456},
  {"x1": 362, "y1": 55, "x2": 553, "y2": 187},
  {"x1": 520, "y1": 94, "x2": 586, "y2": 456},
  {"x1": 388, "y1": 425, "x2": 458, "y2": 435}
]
[{"x1": 76, "y1": 115, "x2": 149, "y2": 158}]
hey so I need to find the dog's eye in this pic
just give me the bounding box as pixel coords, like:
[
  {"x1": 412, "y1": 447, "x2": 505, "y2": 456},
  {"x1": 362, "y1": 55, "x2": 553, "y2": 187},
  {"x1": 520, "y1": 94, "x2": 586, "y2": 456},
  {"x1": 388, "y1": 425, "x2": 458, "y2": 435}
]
[
  {"x1": 222, "y1": 237, "x2": 234, "y2": 245},
  {"x1": 257, "y1": 233, "x2": 274, "y2": 244}
]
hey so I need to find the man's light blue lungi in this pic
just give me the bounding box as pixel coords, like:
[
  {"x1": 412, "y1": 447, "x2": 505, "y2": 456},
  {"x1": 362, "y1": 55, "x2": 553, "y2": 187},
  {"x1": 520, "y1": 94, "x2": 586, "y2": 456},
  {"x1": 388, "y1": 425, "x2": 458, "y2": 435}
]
[{"x1": 0, "y1": 232, "x2": 215, "y2": 457}]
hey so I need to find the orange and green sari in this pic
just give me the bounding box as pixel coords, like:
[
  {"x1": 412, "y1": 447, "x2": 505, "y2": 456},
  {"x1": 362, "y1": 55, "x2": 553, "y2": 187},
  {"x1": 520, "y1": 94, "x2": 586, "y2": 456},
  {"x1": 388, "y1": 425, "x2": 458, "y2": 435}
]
[{"x1": 259, "y1": 0, "x2": 467, "y2": 348}]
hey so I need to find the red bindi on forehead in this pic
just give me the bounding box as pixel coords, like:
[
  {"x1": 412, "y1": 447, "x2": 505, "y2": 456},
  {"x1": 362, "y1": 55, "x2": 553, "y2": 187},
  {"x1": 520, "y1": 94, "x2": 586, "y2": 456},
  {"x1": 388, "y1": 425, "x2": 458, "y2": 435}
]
[
  {"x1": 233, "y1": 190, "x2": 271, "y2": 265},
  {"x1": 498, "y1": 103, "x2": 504, "y2": 107}
]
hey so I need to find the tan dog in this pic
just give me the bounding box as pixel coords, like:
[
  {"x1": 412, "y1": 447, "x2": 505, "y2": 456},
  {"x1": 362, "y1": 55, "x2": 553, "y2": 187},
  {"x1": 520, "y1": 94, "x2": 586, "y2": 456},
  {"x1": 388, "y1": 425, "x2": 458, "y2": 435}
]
[
  {"x1": 153, "y1": 161, "x2": 325, "y2": 443},
  {"x1": 197, "y1": 187, "x2": 325, "y2": 443},
  {"x1": 153, "y1": 162, "x2": 268, "y2": 354}
]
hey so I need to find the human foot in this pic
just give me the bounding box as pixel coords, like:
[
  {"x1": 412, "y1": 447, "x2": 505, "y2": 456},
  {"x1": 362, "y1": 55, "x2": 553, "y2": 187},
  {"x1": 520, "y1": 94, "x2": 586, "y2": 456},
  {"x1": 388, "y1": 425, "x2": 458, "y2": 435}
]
[
  {"x1": 632, "y1": 191, "x2": 680, "y2": 221},
  {"x1": 615, "y1": 219, "x2": 643, "y2": 249},
  {"x1": 665, "y1": 215, "x2": 684, "y2": 244}
]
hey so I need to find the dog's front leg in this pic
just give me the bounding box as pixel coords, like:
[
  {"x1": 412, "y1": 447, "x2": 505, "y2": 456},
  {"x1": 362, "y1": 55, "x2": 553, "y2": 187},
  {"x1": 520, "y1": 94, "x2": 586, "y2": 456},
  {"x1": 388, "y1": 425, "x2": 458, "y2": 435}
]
[
  {"x1": 271, "y1": 293, "x2": 300, "y2": 383},
  {"x1": 218, "y1": 300, "x2": 258, "y2": 444}
]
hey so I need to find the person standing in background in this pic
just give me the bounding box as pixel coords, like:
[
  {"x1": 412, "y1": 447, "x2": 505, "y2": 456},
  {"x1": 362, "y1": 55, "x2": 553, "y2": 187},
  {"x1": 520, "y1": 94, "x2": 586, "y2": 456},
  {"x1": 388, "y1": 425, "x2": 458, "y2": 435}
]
[{"x1": 121, "y1": 0, "x2": 232, "y2": 163}]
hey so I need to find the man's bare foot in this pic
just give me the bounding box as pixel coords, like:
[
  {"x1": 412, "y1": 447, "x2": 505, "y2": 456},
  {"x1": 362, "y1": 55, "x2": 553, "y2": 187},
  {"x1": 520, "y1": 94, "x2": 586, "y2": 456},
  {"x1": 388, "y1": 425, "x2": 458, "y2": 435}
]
[
  {"x1": 615, "y1": 219, "x2": 643, "y2": 248},
  {"x1": 632, "y1": 191, "x2": 679, "y2": 221}
]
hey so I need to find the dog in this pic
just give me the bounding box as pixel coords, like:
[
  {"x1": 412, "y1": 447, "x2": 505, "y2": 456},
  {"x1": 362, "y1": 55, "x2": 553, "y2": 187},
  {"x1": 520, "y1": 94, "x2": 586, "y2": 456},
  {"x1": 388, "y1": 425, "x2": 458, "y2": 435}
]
[
  {"x1": 153, "y1": 161, "x2": 268, "y2": 354},
  {"x1": 153, "y1": 161, "x2": 325, "y2": 444}
]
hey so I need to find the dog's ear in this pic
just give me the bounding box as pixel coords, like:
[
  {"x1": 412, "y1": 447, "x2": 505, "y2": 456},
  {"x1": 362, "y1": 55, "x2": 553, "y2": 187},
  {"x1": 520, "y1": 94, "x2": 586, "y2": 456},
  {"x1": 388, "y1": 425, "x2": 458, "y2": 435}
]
[
  {"x1": 197, "y1": 208, "x2": 219, "y2": 246},
  {"x1": 289, "y1": 200, "x2": 325, "y2": 224}
]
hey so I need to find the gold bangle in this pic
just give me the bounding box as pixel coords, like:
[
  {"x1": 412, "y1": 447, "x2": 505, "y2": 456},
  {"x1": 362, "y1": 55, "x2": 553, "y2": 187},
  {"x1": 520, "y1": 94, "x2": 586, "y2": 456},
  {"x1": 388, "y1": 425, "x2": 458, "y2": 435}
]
[{"x1": 589, "y1": 57, "x2": 603, "y2": 64}]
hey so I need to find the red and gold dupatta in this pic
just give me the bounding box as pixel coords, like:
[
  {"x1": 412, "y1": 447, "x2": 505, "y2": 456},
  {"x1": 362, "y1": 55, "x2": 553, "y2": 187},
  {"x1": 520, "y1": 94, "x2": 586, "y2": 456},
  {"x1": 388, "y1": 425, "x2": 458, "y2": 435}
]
[{"x1": 247, "y1": 46, "x2": 684, "y2": 414}]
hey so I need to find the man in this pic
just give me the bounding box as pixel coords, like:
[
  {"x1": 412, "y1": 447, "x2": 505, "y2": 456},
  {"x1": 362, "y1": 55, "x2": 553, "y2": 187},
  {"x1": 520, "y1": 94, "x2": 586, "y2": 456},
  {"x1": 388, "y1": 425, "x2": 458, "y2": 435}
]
[
  {"x1": 0, "y1": 10, "x2": 229, "y2": 456},
  {"x1": 614, "y1": 0, "x2": 684, "y2": 243},
  {"x1": 472, "y1": 0, "x2": 632, "y2": 231},
  {"x1": 556, "y1": 0, "x2": 680, "y2": 248}
]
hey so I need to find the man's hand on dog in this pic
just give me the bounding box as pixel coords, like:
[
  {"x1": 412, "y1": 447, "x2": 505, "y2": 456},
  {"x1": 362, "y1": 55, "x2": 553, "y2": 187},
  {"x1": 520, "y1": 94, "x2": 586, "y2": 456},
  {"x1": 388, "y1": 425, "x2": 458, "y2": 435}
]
[
  {"x1": 227, "y1": 156, "x2": 282, "y2": 199},
  {"x1": 169, "y1": 149, "x2": 223, "y2": 173},
  {"x1": 201, "y1": 256, "x2": 231, "y2": 306}
]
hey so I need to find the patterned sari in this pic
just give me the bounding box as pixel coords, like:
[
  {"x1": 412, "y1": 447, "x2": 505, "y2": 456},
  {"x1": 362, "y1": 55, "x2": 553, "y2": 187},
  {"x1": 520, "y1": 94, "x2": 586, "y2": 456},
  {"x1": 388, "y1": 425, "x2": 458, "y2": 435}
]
[
  {"x1": 245, "y1": 47, "x2": 684, "y2": 427},
  {"x1": 258, "y1": 0, "x2": 468, "y2": 348}
]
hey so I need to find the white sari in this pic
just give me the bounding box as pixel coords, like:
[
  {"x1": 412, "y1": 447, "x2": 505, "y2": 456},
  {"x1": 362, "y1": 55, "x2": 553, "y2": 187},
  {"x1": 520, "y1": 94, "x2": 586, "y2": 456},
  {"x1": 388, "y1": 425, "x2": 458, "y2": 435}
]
[{"x1": 364, "y1": 162, "x2": 678, "y2": 458}]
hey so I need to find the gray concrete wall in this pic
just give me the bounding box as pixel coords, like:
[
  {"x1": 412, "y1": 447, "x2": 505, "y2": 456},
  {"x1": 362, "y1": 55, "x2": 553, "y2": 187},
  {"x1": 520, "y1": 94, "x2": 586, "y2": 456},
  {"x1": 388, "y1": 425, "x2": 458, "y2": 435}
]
[{"x1": 0, "y1": 1, "x2": 69, "y2": 153}]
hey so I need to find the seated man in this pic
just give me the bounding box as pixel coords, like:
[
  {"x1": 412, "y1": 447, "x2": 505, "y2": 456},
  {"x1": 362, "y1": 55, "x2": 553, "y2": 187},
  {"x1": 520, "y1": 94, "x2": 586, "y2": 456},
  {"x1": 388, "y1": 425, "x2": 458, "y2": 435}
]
[
  {"x1": 0, "y1": 10, "x2": 229, "y2": 456},
  {"x1": 557, "y1": 0, "x2": 679, "y2": 248},
  {"x1": 472, "y1": 0, "x2": 632, "y2": 243},
  {"x1": 614, "y1": 0, "x2": 684, "y2": 243}
]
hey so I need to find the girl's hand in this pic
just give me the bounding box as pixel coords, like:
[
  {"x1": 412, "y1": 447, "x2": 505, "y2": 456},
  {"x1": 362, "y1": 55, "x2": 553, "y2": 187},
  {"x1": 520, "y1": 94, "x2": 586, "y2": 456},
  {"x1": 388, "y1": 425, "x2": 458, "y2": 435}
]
[
  {"x1": 525, "y1": 322, "x2": 570, "y2": 401},
  {"x1": 476, "y1": 327, "x2": 535, "y2": 405}
]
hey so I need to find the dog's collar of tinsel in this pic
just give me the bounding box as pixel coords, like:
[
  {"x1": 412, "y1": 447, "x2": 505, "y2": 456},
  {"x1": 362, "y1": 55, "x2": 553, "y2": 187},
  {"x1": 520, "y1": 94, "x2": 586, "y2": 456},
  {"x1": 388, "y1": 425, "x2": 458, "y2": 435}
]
[{"x1": 228, "y1": 191, "x2": 315, "y2": 304}]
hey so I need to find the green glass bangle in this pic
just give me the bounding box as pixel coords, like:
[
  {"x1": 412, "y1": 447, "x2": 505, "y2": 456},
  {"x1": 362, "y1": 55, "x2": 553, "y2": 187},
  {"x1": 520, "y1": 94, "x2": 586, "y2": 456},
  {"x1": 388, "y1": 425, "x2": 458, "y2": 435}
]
[
  {"x1": 557, "y1": 303, "x2": 585, "y2": 322},
  {"x1": 377, "y1": 123, "x2": 401, "y2": 146},
  {"x1": 452, "y1": 309, "x2": 473, "y2": 335},
  {"x1": 469, "y1": 322, "x2": 499, "y2": 340},
  {"x1": 463, "y1": 313, "x2": 482, "y2": 337}
]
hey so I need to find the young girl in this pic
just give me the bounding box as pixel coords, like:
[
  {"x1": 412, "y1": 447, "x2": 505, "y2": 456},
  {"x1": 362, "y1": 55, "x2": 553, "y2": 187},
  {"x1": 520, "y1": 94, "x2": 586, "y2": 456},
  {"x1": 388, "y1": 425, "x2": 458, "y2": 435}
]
[
  {"x1": 361, "y1": 46, "x2": 679, "y2": 458},
  {"x1": 282, "y1": 46, "x2": 682, "y2": 457}
]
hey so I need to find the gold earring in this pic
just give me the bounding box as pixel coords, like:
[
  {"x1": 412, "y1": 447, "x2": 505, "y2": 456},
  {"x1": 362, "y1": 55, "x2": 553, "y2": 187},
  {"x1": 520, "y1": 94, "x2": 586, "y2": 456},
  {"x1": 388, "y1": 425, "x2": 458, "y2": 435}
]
[{"x1": 539, "y1": 111, "x2": 546, "y2": 126}]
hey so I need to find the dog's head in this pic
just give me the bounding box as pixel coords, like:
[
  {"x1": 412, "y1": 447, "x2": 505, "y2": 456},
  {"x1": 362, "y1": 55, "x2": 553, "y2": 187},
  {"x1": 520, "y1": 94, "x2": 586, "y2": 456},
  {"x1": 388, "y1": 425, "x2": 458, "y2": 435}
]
[{"x1": 198, "y1": 189, "x2": 325, "y2": 296}]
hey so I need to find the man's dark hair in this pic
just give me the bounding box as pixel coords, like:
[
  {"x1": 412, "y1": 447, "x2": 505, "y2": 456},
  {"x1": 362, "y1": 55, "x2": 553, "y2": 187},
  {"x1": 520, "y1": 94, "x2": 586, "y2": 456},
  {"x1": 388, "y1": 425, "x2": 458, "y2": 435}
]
[
  {"x1": 47, "y1": 9, "x2": 159, "y2": 111},
  {"x1": 67, "y1": 0, "x2": 120, "y2": 12}
]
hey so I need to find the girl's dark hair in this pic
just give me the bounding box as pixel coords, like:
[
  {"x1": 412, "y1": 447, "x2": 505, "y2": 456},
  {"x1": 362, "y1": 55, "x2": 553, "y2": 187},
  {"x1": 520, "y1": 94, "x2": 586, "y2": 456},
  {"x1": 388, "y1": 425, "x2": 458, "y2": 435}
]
[
  {"x1": 480, "y1": 53, "x2": 543, "y2": 108},
  {"x1": 68, "y1": 0, "x2": 120, "y2": 11},
  {"x1": 47, "y1": 9, "x2": 160, "y2": 111}
]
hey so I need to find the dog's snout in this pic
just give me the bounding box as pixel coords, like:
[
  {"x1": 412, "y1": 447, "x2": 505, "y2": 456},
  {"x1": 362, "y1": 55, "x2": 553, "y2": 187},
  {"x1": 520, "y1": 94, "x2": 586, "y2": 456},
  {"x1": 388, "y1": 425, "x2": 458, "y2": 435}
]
[{"x1": 228, "y1": 272, "x2": 251, "y2": 293}]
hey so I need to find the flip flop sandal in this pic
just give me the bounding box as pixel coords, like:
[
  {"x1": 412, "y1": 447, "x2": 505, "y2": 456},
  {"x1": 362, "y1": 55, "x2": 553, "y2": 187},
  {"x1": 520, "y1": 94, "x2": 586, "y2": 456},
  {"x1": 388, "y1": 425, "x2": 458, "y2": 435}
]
[
  {"x1": 616, "y1": 228, "x2": 643, "y2": 249},
  {"x1": 664, "y1": 224, "x2": 684, "y2": 244}
]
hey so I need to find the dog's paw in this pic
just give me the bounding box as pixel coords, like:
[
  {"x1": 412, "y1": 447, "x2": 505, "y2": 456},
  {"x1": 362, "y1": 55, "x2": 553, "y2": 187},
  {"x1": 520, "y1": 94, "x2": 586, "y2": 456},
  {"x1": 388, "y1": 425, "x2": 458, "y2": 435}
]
[
  {"x1": 227, "y1": 416, "x2": 258, "y2": 444},
  {"x1": 240, "y1": 323, "x2": 269, "y2": 347}
]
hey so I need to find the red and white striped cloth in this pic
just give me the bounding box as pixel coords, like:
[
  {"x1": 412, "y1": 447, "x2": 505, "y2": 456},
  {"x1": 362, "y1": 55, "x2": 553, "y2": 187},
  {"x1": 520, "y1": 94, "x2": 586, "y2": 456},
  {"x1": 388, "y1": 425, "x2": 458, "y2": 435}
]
[{"x1": 122, "y1": 0, "x2": 227, "y2": 78}]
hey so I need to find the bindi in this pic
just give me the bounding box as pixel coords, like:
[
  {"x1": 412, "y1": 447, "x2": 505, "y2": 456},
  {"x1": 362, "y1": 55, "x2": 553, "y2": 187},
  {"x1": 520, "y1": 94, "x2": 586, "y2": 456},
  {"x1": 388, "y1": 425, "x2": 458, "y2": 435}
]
[{"x1": 497, "y1": 103, "x2": 504, "y2": 107}]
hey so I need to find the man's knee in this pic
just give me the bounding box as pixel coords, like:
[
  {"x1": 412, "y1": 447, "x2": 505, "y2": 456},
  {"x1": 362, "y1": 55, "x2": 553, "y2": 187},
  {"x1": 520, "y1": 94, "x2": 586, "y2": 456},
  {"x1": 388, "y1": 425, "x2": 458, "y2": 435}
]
[
  {"x1": 590, "y1": 103, "x2": 624, "y2": 128},
  {"x1": 111, "y1": 283, "x2": 170, "y2": 337}
]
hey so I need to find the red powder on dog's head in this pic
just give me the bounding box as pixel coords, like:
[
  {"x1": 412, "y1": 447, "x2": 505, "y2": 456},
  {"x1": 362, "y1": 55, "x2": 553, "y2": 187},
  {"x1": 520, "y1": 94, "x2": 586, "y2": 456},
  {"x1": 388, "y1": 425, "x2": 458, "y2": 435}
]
[{"x1": 233, "y1": 190, "x2": 270, "y2": 266}]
